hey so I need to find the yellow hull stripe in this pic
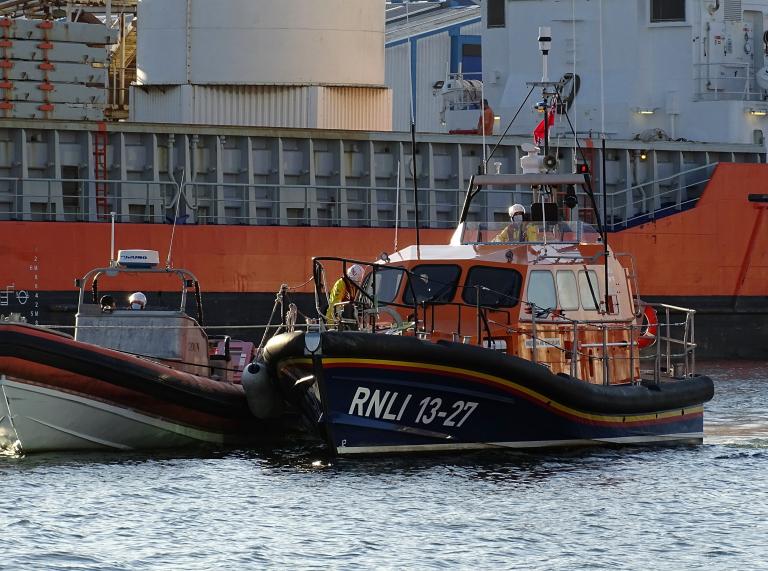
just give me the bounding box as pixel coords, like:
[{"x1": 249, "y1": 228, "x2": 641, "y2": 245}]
[{"x1": 280, "y1": 356, "x2": 704, "y2": 424}]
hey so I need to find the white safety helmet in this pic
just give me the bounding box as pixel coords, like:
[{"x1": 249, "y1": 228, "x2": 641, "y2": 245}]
[
  {"x1": 128, "y1": 291, "x2": 147, "y2": 310},
  {"x1": 509, "y1": 204, "x2": 526, "y2": 219},
  {"x1": 346, "y1": 264, "x2": 364, "y2": 284}
]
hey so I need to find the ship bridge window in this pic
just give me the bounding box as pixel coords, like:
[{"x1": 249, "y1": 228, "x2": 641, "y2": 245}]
[
  {"x1": 462, "y1": 266, "x2": 522, "y2": 308},
  {"x1": 403, "y1": 264, "x2": 461, "y2": 305},
  {"x1": 579, "y1": 270, "x2": 602, "y2": 310},
  {"x1": 487, "y1": 0, "x2": 505, "y2": 28},
  {"x1": 651, "y1": 0, "x2": 685, "y2": 23},
  {"x1": 365, "y1": 266, "x2": 405, "y2": 304},
  {"x1": 526, "y1": 270, "x2": 557, "y2": 312},
  {"x1": 556, "y1": 270, "x2": 579, "y2": 310}
]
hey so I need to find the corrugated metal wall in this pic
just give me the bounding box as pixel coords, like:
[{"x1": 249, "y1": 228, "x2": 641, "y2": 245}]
[
  {"x1": 415, "y1": 31, "x2": 451, "y2": 134},
  {"x1": 462, "y1": 21, "x2": 482, "y2": 36},
  {"x1": 385, "y1": 20, "x2": 482, "y2": 133},
  {"x1": 318, "y1": 87, "x2": 392, "y2": 131},
  {"x1": 130, "y1": 84, "x2": 391, "y2": 130},
  {"x1": 129, "y1": 86, "x2": 184, "y2": 123},
  {"x1": 385, "y1": 43, "x2": 412, "y2": 132},
  {"x1": 190, "y1": 85, "x2": 314, "y2": 128}
]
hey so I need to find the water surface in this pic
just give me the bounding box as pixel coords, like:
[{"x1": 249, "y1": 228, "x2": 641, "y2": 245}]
[{"x1": 1, "y1": 361, "x2": 766, "y2": 569}]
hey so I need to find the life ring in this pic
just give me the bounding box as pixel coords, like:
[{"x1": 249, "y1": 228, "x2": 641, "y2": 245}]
[{"x1": 637, "y1": 305, "x2": 658, "y2": 348}]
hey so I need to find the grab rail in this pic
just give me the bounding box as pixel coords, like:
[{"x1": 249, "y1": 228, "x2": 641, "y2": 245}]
[
  {"x1": 0, "y1": 164, "x2": 717, "y2": 229},
  {"x1": 312, "y1": 258, "x2": 698, "y2": 385}
]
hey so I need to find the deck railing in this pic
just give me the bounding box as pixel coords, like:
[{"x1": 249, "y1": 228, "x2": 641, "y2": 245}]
[
  {"x1": 314, "y1": 258, "x2": 699, "y2": 384},
  {"x1": 0, "y1": 163, "x2": 716, "y2": 230},
  {"x1": 693, "y1": 62, "x2": 762, "y2": 102},
  {"x1": 603, "y1": 163, "x2": 716, "y2": 230}
]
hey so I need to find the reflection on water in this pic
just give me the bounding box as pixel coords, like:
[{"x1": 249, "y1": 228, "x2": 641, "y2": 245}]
[
  {"x1": 704, "y1": 361, "x2": 768, "y2": 445},
  {"x1": 0, "y1": 361, "x2": 765, "y2": 569}
]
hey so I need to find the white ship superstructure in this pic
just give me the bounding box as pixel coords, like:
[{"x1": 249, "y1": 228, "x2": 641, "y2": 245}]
[{"x1": 478, "y1": 0, "x2": 768, "y2": 146}]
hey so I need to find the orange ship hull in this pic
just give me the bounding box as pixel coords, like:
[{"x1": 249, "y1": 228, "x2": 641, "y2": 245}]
[{"x1": 1, "y1": 163, "x2": 766, "y2": 358}]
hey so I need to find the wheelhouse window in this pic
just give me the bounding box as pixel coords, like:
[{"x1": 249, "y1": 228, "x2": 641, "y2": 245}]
[
  {"x1": 403, "y1": 265, "x2": 461, "y2": 305},
  {"x1": 650, "y1": 0, "x2": 685, "y2": 22},
  {"x1": 462, "y1": 266, "x2": 523, "y2": 308},
  {"x1": 526, "y1": 270, "x2": 557, "y2": 311},
  {"x1": 556, "y1": 270, "x2": 579, "y2": 310},
  {"x1": 487, "y1": 0, "x2": 505, "y2": 28},
  {"x1": 578, "y1": 270, "x2": 602, "y2": 310},
  {"x1": 365, "y1": 266, "x2": 405, "y2": 304}
]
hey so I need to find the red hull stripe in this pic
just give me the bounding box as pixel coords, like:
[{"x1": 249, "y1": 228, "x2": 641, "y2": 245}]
[
  {"x1": 295, "y1": 357, "x2": 704, "y2": 428},
  {"x1": 2, "y1": 358, "x2": 240, "y2": 432}
]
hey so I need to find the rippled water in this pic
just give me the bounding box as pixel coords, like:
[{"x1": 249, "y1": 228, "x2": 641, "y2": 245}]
[{"x1": 1, "y1": 362, "x2": 766, "y2": 570}]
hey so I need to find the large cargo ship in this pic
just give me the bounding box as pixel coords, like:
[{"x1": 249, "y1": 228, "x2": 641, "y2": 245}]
[{"x1": 0, "y1": 1, "x2": 766, "y2": 358}]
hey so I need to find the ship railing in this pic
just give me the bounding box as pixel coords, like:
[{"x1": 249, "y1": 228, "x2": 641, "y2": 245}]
[
  {"x1": 177, "y1": 180, "x2": 515, "y2": 228},
  {"x1": 0, "y1": 168, "x2": 716, "y2": 230},
  {"x1": 0, "y1": 176, "x2": 177, "y2": 223},
  {"x1": 604, "y1": 163, "x2": 717, "y2": 230},
  {"x1": 524, "y1": 301, "x2": 697, "y2": 384},
  {"x1": 414, "y1": 291, "x2": 698, "y2": 385},
  {"x1": 313, "y1": 258, "x2": 699, "y2": 385},
  {"x1": 643, "y1": 303, "x2": 697, "y2": 383},
  {"x1": 693, "y1": 62, "x2": 762, "y2": 101},
  {"x1": 0, "y1": 175, "x2": 481, "y2": 227},
  {"x1": 415, "y1": 297, "x2": 698, "y2": 386},
  {"x1": 311, "y1": 256, "x2": 515, "y2": 339}
]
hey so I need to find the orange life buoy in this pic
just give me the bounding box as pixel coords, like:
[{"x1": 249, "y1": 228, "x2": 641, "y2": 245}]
[{"x1": 637, "y1": 305, "x2": 658, "y2": 348}]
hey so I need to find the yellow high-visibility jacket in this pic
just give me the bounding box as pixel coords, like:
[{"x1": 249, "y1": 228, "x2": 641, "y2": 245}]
[{"x1": 326, "y1": 277, "x2": 351, "y2": 321}]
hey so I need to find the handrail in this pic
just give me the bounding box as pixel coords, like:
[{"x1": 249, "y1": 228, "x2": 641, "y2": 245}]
[
  {"x1": 312, "y1": 257, "x2": 698, "y2": 384},
  {"x1": 604, "y1": 163, "x2": 716, "y2": 198},
  {"x1": 0, "y1": 164, "x2": 715, "y2": 229},
  {"x1": 604, "y1": 163, "x2": 716, "y2": 230}
]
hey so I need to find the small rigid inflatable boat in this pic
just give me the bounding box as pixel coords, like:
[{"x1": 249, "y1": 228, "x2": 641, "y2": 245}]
[
  {"x1": 0, "y1": 323, "x2": 266, "y2": 454},
  {"x1": 264, "y1": 331, "x2": 714, "y2": 455},
  {"x1": 0, "y1": 249, "x2": 288, "y2": 454}
]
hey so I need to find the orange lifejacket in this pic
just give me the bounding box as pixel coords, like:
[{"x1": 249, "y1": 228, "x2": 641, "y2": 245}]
[{"x1": 477, "y1": 106, "x2": 494, "y2": 135}]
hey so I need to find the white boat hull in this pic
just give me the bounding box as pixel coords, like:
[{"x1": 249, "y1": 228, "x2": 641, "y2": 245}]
[{"x1": 0, "y1": 375, "x2": 227, "y2": 454}]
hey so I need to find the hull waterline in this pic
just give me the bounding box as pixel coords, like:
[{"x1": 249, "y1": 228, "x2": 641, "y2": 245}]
[
  {"x1": 0, "y1": 323, "x2": 265, "y2": 454},
  {"x1": 0, "y1": 376, "x2": 230, "y2": 453},
  {"x1": 266, "y1": 332, "x2": 714, "y2": 456}
]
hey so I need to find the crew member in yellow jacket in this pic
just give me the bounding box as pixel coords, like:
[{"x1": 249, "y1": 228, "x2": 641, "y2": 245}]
[
  {"x1": 326, "y1": 264, "x2": 364, "y2": 322},
  {"x1": 493, "y1": 204, "x2": 526, "y2": 242}
]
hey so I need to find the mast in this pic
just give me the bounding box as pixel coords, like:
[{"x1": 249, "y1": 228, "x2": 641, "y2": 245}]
[
  {"x1": 412, "y1": 122, "x2": 421, "y2": 252},
  {"x1": 602, "y1": 136, "x2": 609, "y2": 313}
]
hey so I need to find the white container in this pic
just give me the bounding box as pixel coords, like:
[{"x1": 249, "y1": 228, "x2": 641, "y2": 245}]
[{"x1": 137, "y1": 0, "x2": 385, "y2": 87}]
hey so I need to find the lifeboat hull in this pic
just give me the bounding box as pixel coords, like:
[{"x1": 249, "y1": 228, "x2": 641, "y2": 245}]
[
  {"x1": 0, "y1": 323, "x2": 266, "y2": 454},
  {"x1": 264, "y1": 331, "x2": 715, "y2": 455}
]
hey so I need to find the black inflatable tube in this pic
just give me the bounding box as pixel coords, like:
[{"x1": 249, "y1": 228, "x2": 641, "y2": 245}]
[
  {"x1": 0, "y1": 327, "x2": 252, "y2": 419},
  {"x1": 263, "y1": 331, "x2": 714, "y2": 415}
]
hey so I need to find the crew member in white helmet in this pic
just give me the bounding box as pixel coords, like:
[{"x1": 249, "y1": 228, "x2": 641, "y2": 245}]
[
  {"x1": 493, "y1": 204, "x2": 526, "y2": 242},
  {"x1": 128, "y1": 291, "x2": 147, "y2": 310},
  {"x1": 326, "y1": 264, "x2": 364, "y2": 322}
]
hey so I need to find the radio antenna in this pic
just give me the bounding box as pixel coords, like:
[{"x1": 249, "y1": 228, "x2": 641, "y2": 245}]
[
  {"x1": 109, "y1": 211, "x2": 116, "y2": 266},
  {"x1": 394, "y1": 160, "x2": 401, "y2": 252},
  {"x1": 166, "y1": 169, "x2": 185, "y2": 269}
]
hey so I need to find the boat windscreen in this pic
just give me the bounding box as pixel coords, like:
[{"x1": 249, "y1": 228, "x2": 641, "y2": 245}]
[
  {"x1": 403, "y1": 264, "x2": 461, "y2": 305},
  {"x1": 365, "y1": 266, "x2": 406, "y2": 304},
  {"x1": 462, "y1": 266, "x2": 523, "y2": 308},
  {"x1": 461, "y1": 220, "x2": 601, "y2": 245}
]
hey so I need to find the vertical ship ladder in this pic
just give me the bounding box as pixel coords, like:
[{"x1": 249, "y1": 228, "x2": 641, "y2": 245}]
[{"x1": 93, "y1": 122, "x2": 108, "y2": 219}]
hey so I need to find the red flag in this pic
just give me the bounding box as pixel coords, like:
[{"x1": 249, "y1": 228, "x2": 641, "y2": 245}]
[{"x1": 533, "y1": 106, "x2": 556, "y2": 145}]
